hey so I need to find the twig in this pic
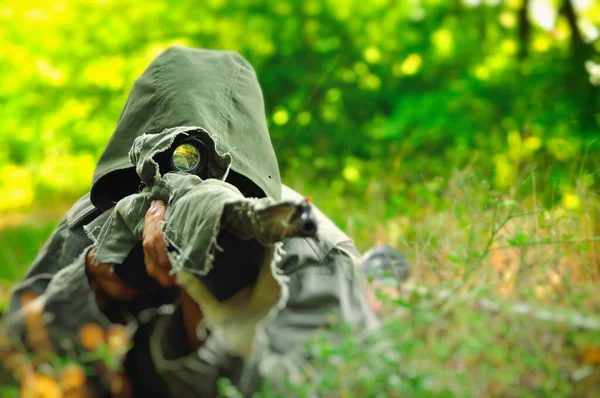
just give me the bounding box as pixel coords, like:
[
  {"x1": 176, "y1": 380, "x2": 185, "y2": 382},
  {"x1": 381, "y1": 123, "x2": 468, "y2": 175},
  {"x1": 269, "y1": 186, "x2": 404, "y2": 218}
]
[{"x1": 398, "y1": 283, "x2": 600, "y2": 331}]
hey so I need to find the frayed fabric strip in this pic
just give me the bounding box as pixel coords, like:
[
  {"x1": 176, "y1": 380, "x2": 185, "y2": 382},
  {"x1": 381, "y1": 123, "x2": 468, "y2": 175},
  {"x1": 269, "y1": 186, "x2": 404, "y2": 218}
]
[{"x1": 129, "y1": 126, "x2": 233, "y2": 186}]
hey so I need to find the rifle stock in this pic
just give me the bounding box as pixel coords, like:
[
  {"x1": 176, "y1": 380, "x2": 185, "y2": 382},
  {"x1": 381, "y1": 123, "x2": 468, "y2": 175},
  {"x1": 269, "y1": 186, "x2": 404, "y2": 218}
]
[{"x1": 112, "y1": 197, "x2": 318, "y2": 299}]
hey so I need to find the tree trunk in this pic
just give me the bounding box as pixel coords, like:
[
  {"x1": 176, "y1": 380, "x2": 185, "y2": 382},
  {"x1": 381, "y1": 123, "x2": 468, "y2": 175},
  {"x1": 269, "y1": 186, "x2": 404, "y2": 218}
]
[{"x1": 518, "y1": 0, "x2": 530, "y2": 59}]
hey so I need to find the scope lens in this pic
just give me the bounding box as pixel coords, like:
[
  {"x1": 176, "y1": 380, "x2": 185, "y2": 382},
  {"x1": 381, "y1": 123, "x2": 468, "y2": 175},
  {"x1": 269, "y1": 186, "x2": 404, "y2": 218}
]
[{"x1": 171, "y1": 143, "x2": 201, "y2": 172}]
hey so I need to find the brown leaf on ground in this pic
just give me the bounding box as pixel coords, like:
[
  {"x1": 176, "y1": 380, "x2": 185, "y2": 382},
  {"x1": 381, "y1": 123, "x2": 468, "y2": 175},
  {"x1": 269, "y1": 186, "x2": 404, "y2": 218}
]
[
  {"x1": 105, "y1": 324, "x2": 130, "y2": 355},
  {"x1": 20, "y1": 372, "x2": 62, "y2": 398},
  {"x1": 60, "y1": 363, "x2": 87, "y2": 391},
  {"x1": 110, "y1": 372, "x2": 134, "y2": 398},
  {"x1": 582, "y1": 346, "x2": 600, "y2": 365},
  {"x1": 78, "y1": 323, "x2": 105, "y2": 351},
  {"x1": 21, "y1": 289, "x2": 55, "y2": 355}
]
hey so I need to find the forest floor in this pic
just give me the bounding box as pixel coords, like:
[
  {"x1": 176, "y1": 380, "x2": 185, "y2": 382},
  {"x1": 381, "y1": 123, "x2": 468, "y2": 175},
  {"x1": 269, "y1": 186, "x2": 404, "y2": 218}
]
[{"x1": 0, "y1": 171, "x2": 599, "y2": 397}]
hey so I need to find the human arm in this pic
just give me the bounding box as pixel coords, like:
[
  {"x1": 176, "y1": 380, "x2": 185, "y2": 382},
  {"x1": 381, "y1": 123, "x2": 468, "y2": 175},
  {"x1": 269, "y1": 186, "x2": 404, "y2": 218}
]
[
  {"x1": 235, "y1": 237, "x2": 379, "y2": 395},
  {"x1": 2, "y1": 219, "x2": 118, "y2": 388},
  {"x1": 139, "y1": 236, "x2": 377, "y2": 397}
]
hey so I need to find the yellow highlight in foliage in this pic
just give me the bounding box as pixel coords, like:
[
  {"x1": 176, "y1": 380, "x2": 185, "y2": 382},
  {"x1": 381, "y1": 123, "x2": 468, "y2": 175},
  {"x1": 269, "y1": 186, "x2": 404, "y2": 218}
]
[
  {"x1": 0, "y1": 165, "x2": 35, "y2": 212},
  {"x1": 431, "y1": 28, "x2": 454, "y2": 57},
  {"x1": 326, "y1": 88, "x2": 342, "y2": 102},
  {"x1": 363, "y1": 74, "x2": 381, "y2": 90},
  {"x1": 340, "y1": 69, "x2": 356, "y2": 83},
  {"x1": 499, "y1": 12, "x2": 517, "y2": 29},
  {"x1": 363, "y1": 45, "x2": 382, "y2": 64},
  {"x1": 547, "y1": 137, "x2": 577, "y2": 161},
  {"x1": 0, "y1": 7, "x2": 13, "y2": 19},
  {"x1": 38, "y1": 153, "x2": 96, "y2": 194},
  {"x1": 250, "y1": 36, "x2": 275, "y2": 57},
  {"x1": 343, "y1": 165, "x2": 360, "y2": 183},
  {"x1": 20, "y1": 372, "x2": 62, "y2": 398},
  {"x1": 507, "y1": 130, "x2": 522, "y2": 160},
  {"x1": 532, "y1": 36, "x2": 551, "y2": 52},
  {"x1": 493, "y1": 154, "x2": 517, "y2": 189},
  {"x1": 555, "y1": 17, "x2": 572, "y2": 41},
  {"x1": 353, "y1": 62, "x2": 369, "y2": 76},
  {"x1": 397, "y1": 54, "x2": 422, "y2": 76},
  {"x1": 474, "y1": 65, "x2": 491, "y2": 80},
  {"x1": 506, "y1": 0, "x2": 523, "y2": 10},
  {"x1": 501, "y1": 39, "x2": 518, "y2": 55},
  {"x1": 561, "y1": 193, "x2": 582, "y2": 210},
  {"x1": 507, "y1": 131, "x2": 542, "y2": 162},
  {"x1": 274, "y1": 2, "x2": 292, "y2": 15},
  {"x1": 297, "y1": 111, "x2": 312, "y2": 126},
  {"x1": 36, "y1": 59, "x2": 64, "y2": 85},
  {"x1": 303, "y1": 1, "x2": 321, "y2": 15},
  {"x1": 333, "y1": 2, "x2": 352, "y2": 21},
  {"x1": 207, "y1": 0, "x2": 226, "y2": 9},
  {"x1": 321, "y1": 105, "x2": 338, "y2": 122},
  {"x1": 82, "y1": 57, "x2": 126, "y2": 90},
  {"x1": 523, "y1": 136, "x2": 542, "y2": 152},
  {"x1": 273, "y1": 108, "x2": 289, "y2": 125}
]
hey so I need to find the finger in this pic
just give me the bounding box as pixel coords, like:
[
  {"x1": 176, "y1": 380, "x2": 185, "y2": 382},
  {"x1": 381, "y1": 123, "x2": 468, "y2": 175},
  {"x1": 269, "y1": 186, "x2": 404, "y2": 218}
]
[
  {"x1": 144, "y1": 250, "x2": 159, "y2": 280},
  {"x1": 144, "y1": 200, "x2": 167, "y2": 227},
  {"x1": 142, "y1": 203, "x2": 159, "y2": 246},
  {"x1": 142, "y1": 227, "x2": 160, "y2": 273},
  {"x1": 144, "y1": 200, "x2": 160, "y2": 225},
  {"x1": 158, "y1": 274, "x2": 177, "y2": 288},
  {"x1": 144, "y1": 202, "x2": 175, "y2": 284},
  {"x1": 151, "y1": 202, "x2": 174, "y2": 274},
  {"x1": 153, "y1": 224, "x2": 171, "y2": 271},
  {"x1": 143, "y1": 201, "x2": 166, "y2": 264},
  {"x1": 147, "y1": 261, "x2": 176, "y2": 287},
  {"x1": 145, "y1": 249, "x2": 177, "y2": 288}
]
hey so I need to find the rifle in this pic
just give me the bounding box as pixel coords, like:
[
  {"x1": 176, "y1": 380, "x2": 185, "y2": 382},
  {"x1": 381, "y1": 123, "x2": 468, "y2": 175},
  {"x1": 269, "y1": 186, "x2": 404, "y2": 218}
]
[
  {"x1": 107, "y1": 134, "x2": 318, "y2": 302},
  {"x1": 112, "y1": 194, "x2": 317, "y2": 301}
]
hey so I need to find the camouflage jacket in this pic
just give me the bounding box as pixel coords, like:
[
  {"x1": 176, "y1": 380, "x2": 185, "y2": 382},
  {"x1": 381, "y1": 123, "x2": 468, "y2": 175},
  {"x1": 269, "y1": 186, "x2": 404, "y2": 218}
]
[{"x1": 3, "y1": 47, "x2": 376, "y2": 397}]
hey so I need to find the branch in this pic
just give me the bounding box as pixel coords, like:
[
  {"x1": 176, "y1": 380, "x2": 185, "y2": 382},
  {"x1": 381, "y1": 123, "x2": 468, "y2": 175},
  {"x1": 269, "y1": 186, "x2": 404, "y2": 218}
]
[
  {"x1": 398, "y1": 283, "x2": 600, "y2": 331},
  {"x1": 518, "y1": 0, "x2": 530, "y2": 59}
]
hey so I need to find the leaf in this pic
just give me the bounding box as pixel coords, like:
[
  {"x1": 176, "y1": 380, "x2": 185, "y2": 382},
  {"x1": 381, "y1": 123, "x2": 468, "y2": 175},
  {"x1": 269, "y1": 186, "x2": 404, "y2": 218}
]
[
  {"x1": 392, "y1": 299, "x2": 413, "y2": 309},
  {"x1": 78, "y1": 323, "x2": 105, "y2": 352},
  {"x1": 498, "y1": 200, "x2": 518, "y2": 208},
  {"x1": 582, "y1": 346, "x2": 600, "y2": 365},
  {"x1": 446, "y1": 251, "x2": 462, "y2": 264},
  {"x1": 506, "y1": 233, "x2": 530, "y2": 246}
]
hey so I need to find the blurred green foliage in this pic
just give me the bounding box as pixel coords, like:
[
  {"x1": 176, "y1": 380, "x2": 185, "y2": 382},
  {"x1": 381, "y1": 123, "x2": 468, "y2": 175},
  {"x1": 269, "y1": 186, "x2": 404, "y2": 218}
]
[
  {"x1": 0, "y1": 0, "x2": 598, "y2": 216},
  {"x1": 0, "y1": 1, "x2": 599, "y2": 396}
]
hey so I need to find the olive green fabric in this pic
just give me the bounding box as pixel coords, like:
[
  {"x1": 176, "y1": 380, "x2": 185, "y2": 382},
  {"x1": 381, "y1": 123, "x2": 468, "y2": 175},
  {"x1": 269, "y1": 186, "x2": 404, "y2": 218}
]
[
  {"x1": 3, "y1": 46, "x2": 378, "y2": 397},
  {"x1": 91, "y1": 46, "x2": 281, "y2": 210},
  {"x1": 144, "y1": 184, "x2": 378, "y2": 397},
  {"x1": 85, "y1": 127, "x2": 296, "y2": 359},
  {"x1": 3, "y1": 187, "x2": 377, "y2": 397}
]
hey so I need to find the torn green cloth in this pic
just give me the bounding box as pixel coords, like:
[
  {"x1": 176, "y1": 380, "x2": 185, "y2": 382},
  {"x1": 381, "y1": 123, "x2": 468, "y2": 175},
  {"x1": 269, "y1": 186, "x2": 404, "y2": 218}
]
[{"x1": 3, "y1": 46, "x2": 378, "y2": 398}]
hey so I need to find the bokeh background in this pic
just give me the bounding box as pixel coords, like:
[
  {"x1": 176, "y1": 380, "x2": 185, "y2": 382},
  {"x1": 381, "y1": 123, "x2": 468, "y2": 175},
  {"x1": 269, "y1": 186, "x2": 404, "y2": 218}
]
[{"x1": 0, "y1": 0, "x2": 599, "y2": 395}]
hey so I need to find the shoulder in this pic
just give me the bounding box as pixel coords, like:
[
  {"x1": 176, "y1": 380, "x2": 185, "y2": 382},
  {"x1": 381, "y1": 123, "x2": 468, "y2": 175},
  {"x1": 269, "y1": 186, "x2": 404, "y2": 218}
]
[
  {"x1": 66, "y1": 192, "x2": 102, "y2": 231},
  {"x1": 59, "y1": 192, "x2": 102, "y2": 264}
]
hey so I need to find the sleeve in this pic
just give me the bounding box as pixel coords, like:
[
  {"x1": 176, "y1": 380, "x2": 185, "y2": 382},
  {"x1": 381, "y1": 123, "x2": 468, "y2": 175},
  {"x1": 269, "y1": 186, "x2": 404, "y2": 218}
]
[
  {"x1": 2, "y1": 216, "x2": 112, "y2": 354},
  {"x1": 142, "y1": 239, "x2": 376, "y2": 398},
  {"x1": 236, "y1": 238, "x2": 379, "y2": 394},
  {"x1": 143, "y1": 308, "x2": 244, "y2": 398}
]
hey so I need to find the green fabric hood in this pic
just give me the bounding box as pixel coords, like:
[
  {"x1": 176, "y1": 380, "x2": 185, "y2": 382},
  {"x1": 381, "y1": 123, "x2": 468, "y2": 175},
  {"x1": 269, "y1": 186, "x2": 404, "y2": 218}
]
[{"x1": 90, "y1": 46, "x2": 281, "y2": 210}]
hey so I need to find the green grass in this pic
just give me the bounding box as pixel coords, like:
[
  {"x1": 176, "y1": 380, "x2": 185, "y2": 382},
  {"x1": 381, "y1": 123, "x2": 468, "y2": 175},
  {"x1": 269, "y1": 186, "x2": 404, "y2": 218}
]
[
  {"x1": 1, "y1": 169, "x2": 599, "y2": 397},
  {"x1": 258, "y1": 168, "x2": 600, "y2": 397},
  {"x1": 0, "y1": 219, "x2": 61, "y2": 282}
]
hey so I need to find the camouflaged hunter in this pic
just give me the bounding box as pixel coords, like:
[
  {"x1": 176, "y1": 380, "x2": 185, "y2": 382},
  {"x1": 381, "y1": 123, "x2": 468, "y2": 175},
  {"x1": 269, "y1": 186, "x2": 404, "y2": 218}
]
[{"x1": 3, "y1": 46, "x2": 377, "y2": 397}]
